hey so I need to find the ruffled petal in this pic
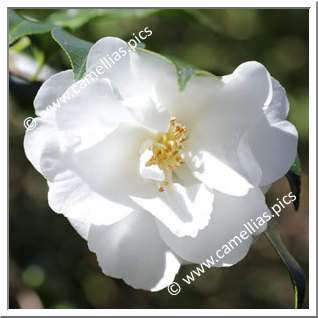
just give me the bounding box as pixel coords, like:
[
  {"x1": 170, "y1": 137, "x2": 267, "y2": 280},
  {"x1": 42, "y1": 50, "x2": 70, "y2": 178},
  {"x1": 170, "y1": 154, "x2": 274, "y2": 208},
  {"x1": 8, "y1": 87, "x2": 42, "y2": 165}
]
[
  {"x1": 155, "y1": 61, "x2": 271, "y2": 129},
  {"x1": 73, "y1": 123, "x2": 154, "y2": 209},
  {"x1": 67, "y1": 218, "x2": 90, "y2": 240},
  {"x1": 54, "y1": 78, "x2": 135, "y2": 150},
  {"x1": 123, "y1": 94, "x2": 170, "y2": 132},
  {"x1": 264, "y1": 77, "x2": 290, "y2": 123},
  {"x1": 157, "y1": 187, "x2": 269, "y2": 266},
  {"x1": 247, "y1": 76, "x2": 298, "y2": 185},
  {"x1": 48, "y1": 170, "x2": 133, "y2": 226},
  {"x1": 248, "y1": 119, "x2": 298, "y2": 186},
  {"x1": 86, "y1": 37, "x2": 175, "y2": 99},
  {"x1": 130, "y1": 182, "x2": 214, "y2": 238},
  {"x1": 73, "y1": 122, "x2": 214, "y2": 237},
  {"x1": 183, "y1": 116, "x2": 259, "y2": 196},
  {"x1": 34, "y1": 70, "x2": 74, "y2": 115},
  {"x1": 154, "y1": 62, "x2": 271, "y2": 195},
  {"x1": 87, "y1": 209, "x2": 181, "y2": 291},
  {"x1": 23, "y1": 118, "x2": 63, "y2": 180}
]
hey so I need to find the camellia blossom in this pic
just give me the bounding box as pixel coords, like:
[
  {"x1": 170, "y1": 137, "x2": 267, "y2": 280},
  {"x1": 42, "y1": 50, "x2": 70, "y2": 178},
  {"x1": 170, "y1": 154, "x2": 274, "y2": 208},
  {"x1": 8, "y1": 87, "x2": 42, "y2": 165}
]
[{"x1": 24, "y1": 37, "x2": 298, "y2": 291}]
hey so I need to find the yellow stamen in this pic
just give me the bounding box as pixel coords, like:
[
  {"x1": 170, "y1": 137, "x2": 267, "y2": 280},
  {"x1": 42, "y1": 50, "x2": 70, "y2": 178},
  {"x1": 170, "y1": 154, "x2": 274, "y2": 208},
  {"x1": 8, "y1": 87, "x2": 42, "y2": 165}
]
[{"x1": 145, "y1": 116, "x2": 188, "y2": 188}]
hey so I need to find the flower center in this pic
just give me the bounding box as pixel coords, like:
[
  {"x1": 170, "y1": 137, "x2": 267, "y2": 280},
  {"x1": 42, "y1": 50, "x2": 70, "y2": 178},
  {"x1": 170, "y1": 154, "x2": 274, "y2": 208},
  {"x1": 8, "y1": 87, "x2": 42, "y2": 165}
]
[{"x1": 144, "y1": 116, "x2": 188, "y2": 192}]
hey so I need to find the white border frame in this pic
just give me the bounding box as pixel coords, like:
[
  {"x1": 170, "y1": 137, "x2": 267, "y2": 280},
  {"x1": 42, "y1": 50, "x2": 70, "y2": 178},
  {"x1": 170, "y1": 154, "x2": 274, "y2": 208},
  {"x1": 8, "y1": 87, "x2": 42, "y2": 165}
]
[{"x1": 3, "y1": 1, "x2": 316, "y2": 316}]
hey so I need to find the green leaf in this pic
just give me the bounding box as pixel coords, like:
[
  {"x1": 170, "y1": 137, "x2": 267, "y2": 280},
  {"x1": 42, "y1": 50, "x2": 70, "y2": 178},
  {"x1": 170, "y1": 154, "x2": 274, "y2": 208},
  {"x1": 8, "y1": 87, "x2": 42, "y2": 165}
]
[
  {"x1": 169, "y1": 58, "x2": 198, "y2": 92},
  {"x1": 45, "y1": 9, "x2": 159, "y2": 29},
  {"x1": 51, "y1": 28, "x2": 93, "y2": 81},
  {"x1": 265, "y1": 219, "x2": 306, "y2": 309},
  {"x1": 285, "y1": 154, "x2": 301, "y2": 210},
  {"x1": 289, "y1": 153, "x2": 301, "y2": 176},
  {"x1": 45, "y1": 9, "x2": 107, "y2": 29},
  {"x1": 167, "y1": 55, "x2": 221, "y2": 91},
  {"x1": 9, "y1": 9, "x2": 53, "y2": 45},
  {"x1": 10, "y1": 8, "x2": 221, "y2": 45},
  {"x1": 45, "y1": 8, "x2": 220, "y2": 33}
]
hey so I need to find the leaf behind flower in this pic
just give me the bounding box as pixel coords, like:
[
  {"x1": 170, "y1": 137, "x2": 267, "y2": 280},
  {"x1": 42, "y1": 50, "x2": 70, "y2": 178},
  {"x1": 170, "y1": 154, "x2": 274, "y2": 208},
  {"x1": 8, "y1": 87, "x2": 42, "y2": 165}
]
[
  {"x1": 9, "y1": 9, "x2": 53, "y2": 45},
  {"x1": 51, "y1": 28, "x2": 93, "y2": 81},
  {"x1": 265, "y1": 219, "x2": 306, "y2": 309},
  {"x1": 285, "y1": 154, "x2": 301, "y2": 211}
]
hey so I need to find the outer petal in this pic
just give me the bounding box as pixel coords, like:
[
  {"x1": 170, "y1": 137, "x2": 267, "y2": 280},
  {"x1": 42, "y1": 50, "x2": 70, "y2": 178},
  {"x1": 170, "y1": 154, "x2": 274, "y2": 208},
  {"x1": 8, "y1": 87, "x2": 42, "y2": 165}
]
[
  {"x1": 264, "y1": 77, "x2": 290, "y2": 123},
  {"x1": 25, "y1": 118, "x2": 136, "y2": 226},
  {"x1": 248, "y1": 119, "x2": 298, "y2": 186},
  {"x1": 48, "y1": 170, "x2": 133, "y2": 226},
  {"x1": 248, "y1": 77, "x2": 298, "y2": 185},
  {"x1": 34, "y1": 70, "x2": 74, "y2": 114},
  {"x1": 25, "y1": 121, "x2": 135, "y2": 226},
  {"x1": 54, "y1": 78, "x2": 135, "y2": 150},
  {"x1": 154, "y1": 75, "x2": 221, "y2": 129},
  {"x1": 68, "y1": 218, "x2": 90, "y2": 240},
  {"x1": 154, "y1": 61, "x2": 271, "y2": 130},
  {"x1": 87, "y1": 210, "x2": 181, "y2": 291},
  {"x1": 157, "y1": 187, "x2": 269, "y2": 266},
  {"x1": 129, "y1": 48, "x2": 176, "y2": 97},
  {"x1": 86, "y1": 37, "x2": 136, "y2": 97},
  {"x1": 86, "y1": 37, "x2": 175, "y2": 99},
  {"x1": 24, "y1": 118, "x2": 59, "y2": 178},
  {"x1": 73, "y1": 123, "x2": 155, "y2": 207}
]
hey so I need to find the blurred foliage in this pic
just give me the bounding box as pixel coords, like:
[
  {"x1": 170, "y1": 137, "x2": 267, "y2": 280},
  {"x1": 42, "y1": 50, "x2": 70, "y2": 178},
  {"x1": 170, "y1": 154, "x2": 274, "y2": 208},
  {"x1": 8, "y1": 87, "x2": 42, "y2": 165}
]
[{"x1": 9, "y1": 9, "x2": 309, "y2": 309}]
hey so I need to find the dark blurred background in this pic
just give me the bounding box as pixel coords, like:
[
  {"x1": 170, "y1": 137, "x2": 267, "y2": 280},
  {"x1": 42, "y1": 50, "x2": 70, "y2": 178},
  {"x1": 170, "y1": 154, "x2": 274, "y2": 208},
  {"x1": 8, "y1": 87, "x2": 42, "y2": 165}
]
[{"x1": 9, "y1": 9, "x2": 309, "y2": 309}]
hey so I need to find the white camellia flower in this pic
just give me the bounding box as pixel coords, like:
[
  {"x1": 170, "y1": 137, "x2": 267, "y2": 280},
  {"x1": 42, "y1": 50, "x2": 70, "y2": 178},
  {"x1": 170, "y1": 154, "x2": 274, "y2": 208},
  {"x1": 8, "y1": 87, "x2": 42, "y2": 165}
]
[{"x1": 24, "y1": 37, "x2": 298, "y2": 291}]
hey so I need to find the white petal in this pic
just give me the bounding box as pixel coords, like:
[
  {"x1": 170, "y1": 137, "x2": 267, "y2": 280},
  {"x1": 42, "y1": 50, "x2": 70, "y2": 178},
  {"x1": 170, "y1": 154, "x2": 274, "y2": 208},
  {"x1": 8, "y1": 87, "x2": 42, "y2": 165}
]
[
  {"x1": 34, "y1": 70, "x2": 74, "y2": 115},
  {"x1": 248, "y1": 119, "x2": 298, "y2": 186},
  {"x1": 131, "y1": 182, "x2": 214, "y2": 238},
  {"x1": 23, "y1": 118, "x2": 63, "y2": 180},
  {"x1": 86, "y1": 37, "x2": 130, "y2": 71},
  {"x1": 154, "y1": 62, "x2": 271, "y2": 195},
  {"x1": 157, "y1": 187, "x2": 269, "y2": 266},
  {"x1": 86, "y1": 37, "x2": 137, "y2": 97},
  {"x1": 188, "y1": 150, "x2": 254, "y2": 196},
  {"x1": 184, "y1": 116, "x2": 259, "y2": 196},
  {"x1": 73, "y1": 123, "x2": 213, "y2": 237},
  {"x1": 173, "y1": 162, "x2": 199, "y2": 187},
  {"x1": 154, "y1": 74, "x2": 222, "y2": 129},
  {"x1": 129, "y1": 48, "x2": 176, "y2": 96},
  {"x1": 73, "y1": 123, "x2": 154, "y2": 209},
  {"x1": 54, "y1": 78, "x2": 134, "y2": 150},
  {"x1": 86, "y1": 37, "x2": 175, "y2": 98},
  {"x1": 68, "y1": 218, "x2": 90, "y2": 240},
  {"x1": 87, "y1": 210, "x2": 181, "y2": 291},
  {"x1": 139, "y1": 149, "x2": 165, "y2": 182},
  {"x1": 48, "y1": 170, "x2": 133, "y2": 226},
  {"x1": 265, "y1": 77, "x2": 290, "y2": 123},
  {"x1": 221, "y1": 61, "x2": 271, "y2": 110},
  {"x1": 154, "y1": 61, "x2": 271, "y2": 129},
  {"x1": 123, "y1": 95, "x2": 170, "y2": 132},
  {"x1": 247, "y1": 75, "x2": 298, "y2": 185}
]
